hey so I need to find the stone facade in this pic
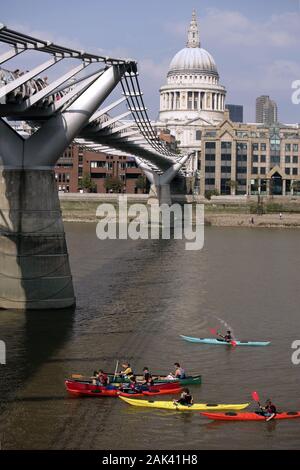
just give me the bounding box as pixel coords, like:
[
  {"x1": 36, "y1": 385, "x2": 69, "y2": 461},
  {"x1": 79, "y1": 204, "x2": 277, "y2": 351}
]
[{"x1": 200, "y1": 113, "x2": 300, "y2": 196}]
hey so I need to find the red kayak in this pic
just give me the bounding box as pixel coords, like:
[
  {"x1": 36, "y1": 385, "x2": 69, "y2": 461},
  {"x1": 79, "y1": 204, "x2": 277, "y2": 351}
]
[
  {"x1": 200, "y1": 411, "x2": 300, "y2": 421},
  {"x1": 65, "y1": 379, "x2": 182, "y2": 397},
  {"x1": 118, "y1": 387, "x2": 182, "y2": 398}
]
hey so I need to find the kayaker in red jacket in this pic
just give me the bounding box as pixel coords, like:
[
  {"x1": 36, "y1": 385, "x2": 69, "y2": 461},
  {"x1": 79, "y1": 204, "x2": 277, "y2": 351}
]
[
  {"x1": 97, "y1": 370, "x2": 108, "y2": 386},
  {"x1": 263, "y1": 399, "x2": 277, "y2": 421}
]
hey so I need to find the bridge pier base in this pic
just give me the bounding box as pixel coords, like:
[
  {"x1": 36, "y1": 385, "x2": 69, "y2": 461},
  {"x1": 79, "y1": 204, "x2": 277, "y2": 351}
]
[
  {"x1": 148, "y1": 183, "x2": 172, "y2": 205},
  {"x1": 0, "y1": 168, "x2": 75, "y2": 310}
]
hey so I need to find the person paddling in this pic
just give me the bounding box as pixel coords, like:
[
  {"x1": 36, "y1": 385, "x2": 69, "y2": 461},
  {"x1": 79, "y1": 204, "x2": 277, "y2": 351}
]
[
  {"x1": 173, "y1": 388, "x2": 193, "y2": 406},
  {"x1": 218, "y1": 330, "x2": 232, "y2": 343},
  {"x1": 142, "y1": 367, "x2": 154, "y2": 387},
  {"x1": 97, "y1": 370, "x2": 109, "y2": 386},
  {"x1": 263, "y1": 399, "x2": 277, "y2": 421},
  {"x1": 173, "y1": 362, "x2": 186, "y2": 379},
  {"x1": 120, "y1": 362, "x2": 134, "y2": 379},
  {"x1": 128, "y1": 376, "x2": 142, "y2": 393}
]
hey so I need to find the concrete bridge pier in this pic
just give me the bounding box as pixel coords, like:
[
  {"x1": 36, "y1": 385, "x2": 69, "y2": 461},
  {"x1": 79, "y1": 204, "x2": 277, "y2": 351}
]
[
  {"x1": 0, "y1": 168, "x2": 75, "y2": 309},
  {"x1": 135, "y1": 154, "x2": 191, "y2": 206}
]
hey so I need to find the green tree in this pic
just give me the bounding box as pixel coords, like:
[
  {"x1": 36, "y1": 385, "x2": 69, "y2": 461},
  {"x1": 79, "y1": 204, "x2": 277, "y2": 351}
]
[
  {"x1": 104, "y1": 176, "x2": 123, "y2": 193},
  {"x1": 135, "y1": 175, "x2": 147, "y2": 193},
  {"x1": 205, "y1": 189, "x2": 219, "y2": 200},
  {"x1": 291, "y1": 180, "x2": 300, "y2": 194},
  {"x1": 78, "y1": 173, "x2": 97, "y2": 192}
]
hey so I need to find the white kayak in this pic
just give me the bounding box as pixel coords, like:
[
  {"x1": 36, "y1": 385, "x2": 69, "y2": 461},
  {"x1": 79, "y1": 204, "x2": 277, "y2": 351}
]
[{"x1": 180, "y1": 335, "x2": 270, "y2": 347}]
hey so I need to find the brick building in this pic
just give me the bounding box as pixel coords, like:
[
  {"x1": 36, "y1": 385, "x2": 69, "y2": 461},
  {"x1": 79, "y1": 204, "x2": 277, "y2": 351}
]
[{"x1": 55, "y1": 145, "x2": 144, "y2": 193}]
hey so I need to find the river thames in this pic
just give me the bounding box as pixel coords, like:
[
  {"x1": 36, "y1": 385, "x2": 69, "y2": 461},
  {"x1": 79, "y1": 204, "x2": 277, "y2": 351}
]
[{"x1": 0, "y1": 224, "x2": 299, "y2": 449}]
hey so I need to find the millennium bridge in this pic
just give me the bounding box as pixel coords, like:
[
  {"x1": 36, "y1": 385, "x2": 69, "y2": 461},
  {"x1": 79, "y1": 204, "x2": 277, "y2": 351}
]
[{"x1": 0, "y1": 25, "x2": 191, "y2": 310}]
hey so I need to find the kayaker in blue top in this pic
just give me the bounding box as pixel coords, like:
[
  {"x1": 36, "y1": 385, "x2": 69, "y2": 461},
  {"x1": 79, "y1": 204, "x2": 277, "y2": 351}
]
[{"x1": 174, "y1": 363, "x2": 186, "y2": 379}]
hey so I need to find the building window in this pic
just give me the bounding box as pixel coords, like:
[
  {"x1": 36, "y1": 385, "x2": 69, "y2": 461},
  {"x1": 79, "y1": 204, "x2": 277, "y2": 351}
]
[
  {"x1": 205, "y1": 142, "x2": 216, "y2": 149},
  {"x1": 205, "y1": 131, "x2": 217, "y2": 137},
  {"x1": 252, "y1": 167, "x2": 258, "y2": 174},
  {"x1": 293, "y1": 144, "x2": 298, "y2": 152},
  {"x1": 260, "y1": 167, "x2": 266, "y2": 175},
  {"x1": 195, "y1": 130, "x2": 201, "y2": 140},
  {"x1": 221, "y1": 142, "x2": 232, "y2": 150},
  {"x1": 285, "y1": 156, "x2": 291, "y2": 163},
  {"x1": 205, "y1": 154, "x2": 215, "y2": 162},
  {"x1": 293, "y1": 156, "x2": 298, "y2": 164},
  {"x1": 252, "y1": 155, "x2": 258, "y2": 163},
  {"x1": 260, "y1": 143, "x2": 267, "y2": 151},
  {"x1": 187, "y1": 91, "x2": 193, "y2": 110},
  {"x1": 285, "y1": 144, "x2": 291, "y2": 152},
  {"x1": 261, "y1": 155, "x2": 266, "y2": 163},
  {"x1": 205, "y1": 166, "x2": 215, "y2": 173},
  {"x1": 221, "y1": 165, "x2": 231, "y2": 173},
  {"x1": 221, "y1": 154, "x2": 231, "y2": 161},
  {"x1": 270, "y1": 155, "x2": 280, "y2": 164},
  {"x1": 293, "y1": 168, "x2": 298, "y2": 175},
  {"x1": 285, "y1": 168, "x2": 290, "y2": 175},
  {"x1": 237, "y1": 142, "x2": 247, "y2": 152},
  {"x1": 205, "y1": 178, "x2": 215, "y2": 185},
  {"x1": 252, "y1": 143, "x2": 259, "y2": 151},
  {"x1": 221, "y1": 179, "x2": 231, "y2": 195}
]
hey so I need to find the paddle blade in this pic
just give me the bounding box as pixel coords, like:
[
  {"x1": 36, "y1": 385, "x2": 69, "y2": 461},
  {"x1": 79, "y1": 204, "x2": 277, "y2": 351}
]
[
  {"x1": 210, "y1": 328, "x2": 217, "y2": 335},
  {"x1": 252, "y1": 391, "x2": 260, "y2": 402},
  {"x1": 231, "y1": 341, "x2": 237, "y2": 347}
]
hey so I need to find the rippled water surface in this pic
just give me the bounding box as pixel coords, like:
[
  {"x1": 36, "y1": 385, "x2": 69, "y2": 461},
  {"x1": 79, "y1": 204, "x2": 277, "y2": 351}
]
[{"x1": 0, "y1": 224, "x2": 300, "y2": 449}]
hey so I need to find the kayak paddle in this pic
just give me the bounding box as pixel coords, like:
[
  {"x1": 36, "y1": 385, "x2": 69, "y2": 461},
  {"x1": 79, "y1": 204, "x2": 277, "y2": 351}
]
[
  {"x1": 252, "y1": 391, "x2": 263, "y2": 410},
  {"x1": 114, "y1": 360, "x2": 119, "y2": 380},
  {"x1": 210, "y1": 328, "x2": 219, "y2": 335}
]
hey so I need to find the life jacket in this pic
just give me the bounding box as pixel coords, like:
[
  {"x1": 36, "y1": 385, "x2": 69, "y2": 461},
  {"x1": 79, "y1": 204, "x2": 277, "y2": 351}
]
[{"x1": 99, "y1": 373, "x2": 108, "y2": 385}]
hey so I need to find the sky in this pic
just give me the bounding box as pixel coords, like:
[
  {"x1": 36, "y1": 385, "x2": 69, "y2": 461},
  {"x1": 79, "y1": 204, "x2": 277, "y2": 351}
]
[{"x1": 1, "y1": 0, "x2": 300, "y2": 123}]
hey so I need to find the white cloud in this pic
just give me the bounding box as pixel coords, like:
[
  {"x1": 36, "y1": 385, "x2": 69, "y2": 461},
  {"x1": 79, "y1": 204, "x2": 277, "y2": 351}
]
[{"x1": 165, "y1": 9, "x2": 300, "y2": 50}]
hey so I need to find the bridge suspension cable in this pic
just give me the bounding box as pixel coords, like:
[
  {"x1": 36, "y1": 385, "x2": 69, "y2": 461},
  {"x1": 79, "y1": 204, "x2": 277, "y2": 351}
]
[{"x1": 121, "y1": 64, "x2": 176, "y2": 158}]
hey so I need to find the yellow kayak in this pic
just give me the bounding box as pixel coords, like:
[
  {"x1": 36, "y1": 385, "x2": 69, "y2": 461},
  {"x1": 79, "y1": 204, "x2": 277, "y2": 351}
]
[{"x1": 119, "y1": 396, "x2": 250, "y2": 411}]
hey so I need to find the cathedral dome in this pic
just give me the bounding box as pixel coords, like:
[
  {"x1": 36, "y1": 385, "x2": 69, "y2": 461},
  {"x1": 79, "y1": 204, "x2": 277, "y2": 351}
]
[
  {"x1": 167, "y1": 10, "x2": 218, "y2": 78},
  {"x1": 168, "y1": 47, "x2": 218, "y2": 77}
]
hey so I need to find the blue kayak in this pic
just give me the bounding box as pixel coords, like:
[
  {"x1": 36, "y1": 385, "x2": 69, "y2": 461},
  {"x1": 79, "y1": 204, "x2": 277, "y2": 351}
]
[{"x1": 180, "y1": 335, "x2": 270, "y2": 347}]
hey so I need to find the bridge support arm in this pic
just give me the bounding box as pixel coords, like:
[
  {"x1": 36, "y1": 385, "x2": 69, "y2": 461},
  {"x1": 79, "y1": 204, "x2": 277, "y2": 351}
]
[
  {"x1": 135, "y1": 154, "x2": 191, "y2": 205},
  {"x1": 25, "y1": 64, "x2": 128, "y2": 168}
]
